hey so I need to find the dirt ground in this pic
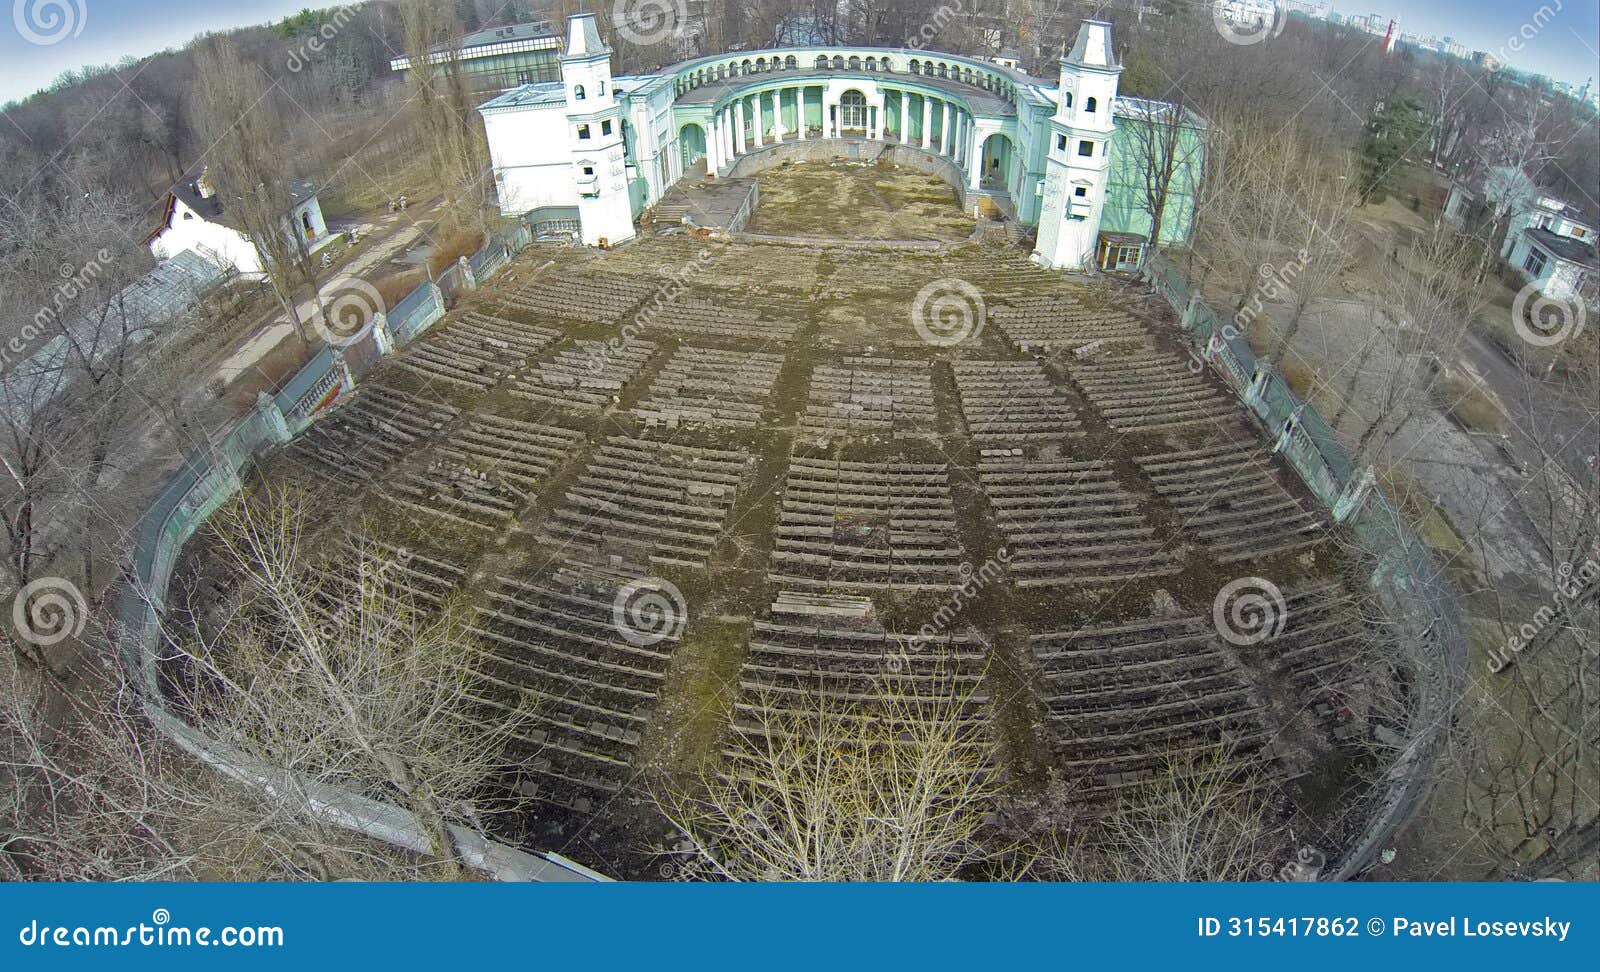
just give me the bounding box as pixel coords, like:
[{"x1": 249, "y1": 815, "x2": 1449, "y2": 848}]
[{"x1": 743, "y1": 159, "x2": 976, "y2": 241}]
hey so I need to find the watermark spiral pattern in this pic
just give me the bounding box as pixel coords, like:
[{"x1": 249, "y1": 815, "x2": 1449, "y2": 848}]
[
  {"x1": 911, "y1": 278, "x2": 985, "y2": 347},
  {"x1": 612, "y1": 578, "x2": 688, "y2": 647},
  {"x1": 12, "y1": 576, "x2": 88, "y2": 647},
  {"x1": 1211, "y1": 577, "x2": 1287, "y2": 647}
]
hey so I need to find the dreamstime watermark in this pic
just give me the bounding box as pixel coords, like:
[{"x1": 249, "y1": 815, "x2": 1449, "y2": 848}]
[
  {"x1": 1255, "y1": 845, "x2": 1326, "y2": 881},
  {"x1": 612, "y1": 0, "x2": 689, "y2": 48},
  {"x1": 284, "y1": 4, "x2": 355, "y2": 73},
  {"x1": 906, "y1": 0, "x2": 965, "y2": 50},
  {"x1": 588, "y1": 248, "x2": 716, "y2": 373},
  {"x1": 3, "y1": 249, "x2": 113, "y2": 376},
  {"x1": 1233, "y1": 250, "x2": 1309, "y2": 337},
  {"x1": 312, "y1": 547, "x2": 414, "y2": 642},
  {"x1": 1493, "y1": 1, "x2": 1566, "y2": 69},
  {"x1": 911, "y1": 277, "x2": 986, "y2": 347},
  {"x1": 1510, "y1": 280, "x2": 1586, "y2": 348},
  {"x1": 12, "y1": 0, "x2": 86, "y2": 46},
  {"x1": 11, "y1": 576, "x2": 88, "y2": 648},
  {"x1": 309, "y1": 277, "x2": 385, "y2": 347},
  {"x1": 1212, "y1": 576, "x2": 1288, "y2": 647},
  {"x1": 888, "y1": 550, "x2": 1011, "y2": 672},
  {"x1": 612, "y1": 577, "x2": 688, "y2": 647},
  {"x1": 17, "y1": 908, "x2": 284, "y2": 949},
  {"x1": 1212, "y1": 0, "x2": 1287, "y2": 47},
  {"x1": 1486, "y1": 556, "x2": 1599, "y2": 673}
]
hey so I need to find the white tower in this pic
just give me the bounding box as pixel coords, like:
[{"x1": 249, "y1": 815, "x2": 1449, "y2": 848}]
[
  {"x1": 1033, "y1": 21, "x2": 1122, "y2": 271},
  {"x1": 562, "y1": 14, "x2": 634, "y2": 247}
]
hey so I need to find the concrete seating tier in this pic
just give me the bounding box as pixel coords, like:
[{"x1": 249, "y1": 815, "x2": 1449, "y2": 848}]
[
  {"x1": 469, "y1": 570, "x2": 680, "y2": 809},
  {"x1": 989, "y1": 300, "x2": 1149, "y2": 354},
  {"x1": 377, "y1": 415, "x2": 586, "y2": 531},
  {"x1": 798, "y1": 357, "x2": 937, "y2": 442},
  {"x1": 306, "y1": 535, "x2": 466, "y2": 627},
  {"x1": 391, "y1": 311, "x2": 561, "y2": 390},
  {"x1": 728, "y1": 614, "x2": 992, "y2": 757},
  {"x1": 1067, "y1": 349, "x2": 1237, "y2": 433},
  {"x1": 1029, "y1": 615, "x2": 1269, "y2": 798},
  {"x1": 1135, "y1": 442, "x2": 1326, "y2": 564},
  {"x1": 541, "y1": 436, "x2": 749, "y2": 568},
  {"x1": 632, "y1": 345, "x2": 786, "y2": 430},
  {"x1": 640, "y1": 294, "x2": 801, "y2": 344},
  {"x1": 953, "y1": 359, "x2": 1084, "y2": 448},
  {"x1": 769, "y1": 457, "x2": 965, "y2": 591},
  {"x1": 977, "y1": 457, "x2": 1181, "y2": 587},
  {"x1": 284, "y1": 384, "x2": 458, "y2": 486},
  {"x1": 498, "y1": 274, "x2": 657, "y2": 324},
  {"x1": 510, "y1": 339, "x2": 659, "y2": 415}
]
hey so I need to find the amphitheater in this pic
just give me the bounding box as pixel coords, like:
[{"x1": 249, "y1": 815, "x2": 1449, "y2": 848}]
[{"x1": 215, "y1": 171, "x2": 1396, "y2": 876}]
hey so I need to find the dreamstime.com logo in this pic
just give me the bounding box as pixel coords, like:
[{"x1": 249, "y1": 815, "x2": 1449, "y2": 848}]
[
  {"x1": 310, "y1": 277, "x2": 385, "y2": 347},
  {"x1": 285, "y1": 4, "x2": 355, "y2": 73},
  {"x1": 1212, "y1": 576, "x2": 1288, "y2": 646},
  {"x1": 612, "y1": 577, "x2": 688, "y2": 647},
  {"x1": 613, "y1": 0, "x2": 689, "y2": 47},
  {"x1": 13, "y1": 0, "x2": 85, "y2": 46},
  {"x1": 11, "y1": 576, "x2": 88, "y2": 648},
  {"x1": 1212, "y1": 0, "x2": 1288, "y2": 46},
  {"x1": 911, "y1": 277, "x2": 986, "y2": 347},
  {"x1": 1511, "y1": 280, "x2": 1587, "y2": 349},
  {"x1": 17, "y1": 909, "x2": 284, "y2": 949}
]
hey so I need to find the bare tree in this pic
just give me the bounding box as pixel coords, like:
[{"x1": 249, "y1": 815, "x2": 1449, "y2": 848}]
[
  {"x1": 658, "y1": 656, "x2": 997, "y2": 881},
  {"x1": 194, "y1": 38, "x2": 322, "y2": 342},
  {"x1": 165, "y1": 487, "x2": 540, "y2": 874},
  {"x1": 1030, "y1": 749, "x2": 1282, "y2": 882}
]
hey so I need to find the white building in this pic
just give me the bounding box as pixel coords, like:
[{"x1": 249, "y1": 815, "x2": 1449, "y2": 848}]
[
  {"x1": 1449, "y1": 165, "x2": 1600, "y2": 305},
  {"x1": 144, "y1": 168, "x2": 329, "y2": 276},
  {"x1": 480, "y1": 16, "x2": 1201, "y2": 271}
]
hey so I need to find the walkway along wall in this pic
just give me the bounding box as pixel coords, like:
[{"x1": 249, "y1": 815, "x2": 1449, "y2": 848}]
[
  {"x1": 1140, "y1": 252, "x2": 1469, "y2": 880},
  {"x1": 116, "y1": 210, "x2": 606, "y2": 882}
]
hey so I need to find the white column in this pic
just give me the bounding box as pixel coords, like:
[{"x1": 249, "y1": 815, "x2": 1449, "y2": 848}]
[
  {"x1": 921, "y1": 97, "x2": 932, "y2": 149},
  {"x1": 753, "y1": 93, "x2": 765, "y2": 148},
  {"x1": 773, "y1": 90, "x2": 786, "y2": 140},
  {"x1": 734, "y1": 99, "x2": 747, "y2": 155},
  {"x1": 707, "y1": 117, "x2": 721, "y2": 175},
  {"x1": 795, "y1": 88, "x2": 805, "y2": 140},
  {"x1": 942, "y1": 102, "x2": 953, "y2": 156},
  {"x1": 899, "y1": 90, "x2": 910, "y2": 142}
]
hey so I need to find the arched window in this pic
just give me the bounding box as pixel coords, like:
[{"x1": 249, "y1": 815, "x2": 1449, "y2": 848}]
[
  {"x1": 573, "y1": 84, "x2": 586, "y2": 100},
  {"x1": 1064, "y1": 92, "x2": 1072, "y2": 108},
  {"x1": 717, "y1": 64, "x2": 726, "y2": 80},
  {"x1": 786, "y1": 55, "x2": 797, "y2": 70},
  {"x1": 865, "y1": 57, "x2": 878, "y2": 72},
  {"x1": 816, "y1": 55, "x2": 829, "y2": 69},
  {"x1": 741, "y1": 59, "x2": 753, "y2": 74},
  {"x1": 963, "y1": 67, "x2": 973, "y2": 84},
  {"x1": 848, "y1": 56, "x2": 861, "y2": 70},
  {"x1": 597, "y1": 81, "x2": 605, "y2": 95},
  {"x1": 1086, "y1": 97, "x2": 1098, "y2": 113},
  {"x1": 833, "y1": 55, "x2": 845, "y2": 69},
  {"x1": 909, "y1": 59, "x2": 921, "y2": 74},
  {"x1": 937, "y1": 64, "x2": 948, "y2": 78},
  {"x1": 881, "y1": 58, "x2": 894, "y2": 73},
  {"x1": 839, "y1": 89, "x2": 868, "y2": 132}
]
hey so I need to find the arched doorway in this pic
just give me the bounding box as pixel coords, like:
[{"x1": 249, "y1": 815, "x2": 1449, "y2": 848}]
[
  {"x1": 980, "y1": 133, "x2": 1015, "y2": 193},
  {"x1": 680, "y1": 123, "x2": 708, "y2": 172},
  {"x1": 839, "y1": 90, "x2": 868, "y2": 135}
]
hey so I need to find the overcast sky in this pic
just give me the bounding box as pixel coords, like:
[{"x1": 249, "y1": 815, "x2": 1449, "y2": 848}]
[{"x1": 2, "y1": 0, "x2": 1597, "y2": 105}]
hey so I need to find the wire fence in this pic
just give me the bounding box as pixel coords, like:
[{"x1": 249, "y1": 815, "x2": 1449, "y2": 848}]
[
  {"x1": 113, "y1": 210, "x2": 603, "y2": 882},
  {"x1": 1142, "y1": 252, "x2": 1468, "y2": 880}
]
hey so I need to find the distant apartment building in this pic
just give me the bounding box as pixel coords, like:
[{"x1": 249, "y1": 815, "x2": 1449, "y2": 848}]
[
  {"x1": 1279, "y1": 1, "x2": 1331, "y2": 18},
  {"x1": 1214, "y1": 0, "x2": 1280, "y2": 28}
]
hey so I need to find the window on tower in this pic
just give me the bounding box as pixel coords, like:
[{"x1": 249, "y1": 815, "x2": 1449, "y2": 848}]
[
  {"x1": 602, "y1": 120, "x2": 613, "y2": 135},
  {"x1": 1074, "y1": 187, "x2": 1088, "y2": 198},
  {"x1": 1056, "y1": 134, "x2": 1067, "y2": 151},
  {"x1": 574, "y1": 85, "x2": 586, "y2": 100},
  {"x1": 1086, "y1": 97, "x2": 1098, "y2": 113},
  {"x1": 1064, "y1": 92, "x2": 1073, "y2": 108},
  {"x1": 1078, "y1": 140, "x2": 1094, "y2": 157},
  {"x1": 578, "y1": 124, "x2": 591, "y2": 139}
]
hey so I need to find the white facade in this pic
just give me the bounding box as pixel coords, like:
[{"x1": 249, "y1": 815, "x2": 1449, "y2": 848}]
[
  {"x1": 147, "y1": 191, "x2": 328, "y2": 277},
  {"x1": 1506, "y1": 231, "x2": 1595, "y2": 304},
  {"x1": 478, "y1": 17, "x2": 1193, "y2": 264},
  {"x1": 1033, "y1": 22, "x2": 1122, "y2": 271}
]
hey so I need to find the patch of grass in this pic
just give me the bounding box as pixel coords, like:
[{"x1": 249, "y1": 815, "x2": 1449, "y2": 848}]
[
  {"x1": 1378, "y1": 469, "x2": 1469, "y2": 563},
  {"x1": 1432, "y1": 368, "x2": 1506, "y2": 435}
]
